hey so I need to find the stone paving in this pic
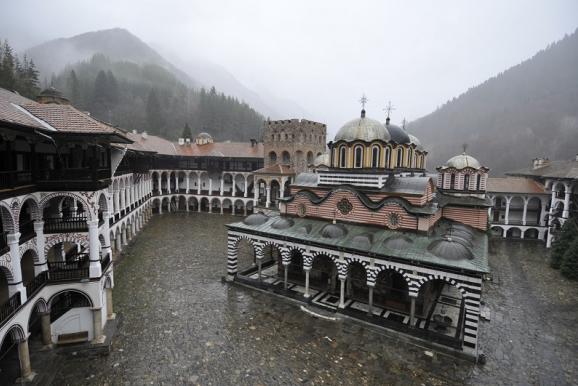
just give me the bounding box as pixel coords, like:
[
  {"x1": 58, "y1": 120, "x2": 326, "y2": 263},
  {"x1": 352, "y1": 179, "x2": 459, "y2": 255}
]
[{"x1": 48, "y1": 213, "x2": 578, "y2": 385}]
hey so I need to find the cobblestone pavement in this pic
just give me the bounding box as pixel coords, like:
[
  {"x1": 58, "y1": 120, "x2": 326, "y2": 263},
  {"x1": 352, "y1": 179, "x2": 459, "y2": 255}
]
[{"x1": 50, "y1": 214, "x2": 578, "y2": 385}]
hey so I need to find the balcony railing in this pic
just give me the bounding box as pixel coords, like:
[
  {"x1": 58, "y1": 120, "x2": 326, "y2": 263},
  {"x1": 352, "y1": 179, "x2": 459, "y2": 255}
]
[
  {"x1": 44, "y1": 216, "x2": 88, "y2": 234},
  {"x1": 0, "y1": 170, "x2": 33, "y2": 189},
  {"x1": 48, "y1": 254, "x2": 89, "y2": 281},
  {"x1": 0, "y1": 293, "x2": 21, "y2": 327},
  {"x1": 25, "y1": 271, "x2": 48, "y2": 298}
]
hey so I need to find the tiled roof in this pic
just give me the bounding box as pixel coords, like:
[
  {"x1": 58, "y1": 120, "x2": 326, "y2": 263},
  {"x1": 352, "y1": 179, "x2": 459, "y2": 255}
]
[
  {"x1": 21, "y1": 103, "x2": 129, "y2": 140},
  {"x1": 254, "y1": 163, "x2": 295, "y2": 175},
  {"x1": 507, "y1": 160, "x2": 578, "y2": 180},
  {"x1": 125, "y1": 131, "x2": 264, "y2": 158},
  {"x1": 0, "y1": 88, "x2": 45, "y2": 130},
  {"x1": 228, "y1": 216, "x2": 489, "y2": 274},
  {"x1": 487, "y1": 177, "x2": 546, "y2": 194}
]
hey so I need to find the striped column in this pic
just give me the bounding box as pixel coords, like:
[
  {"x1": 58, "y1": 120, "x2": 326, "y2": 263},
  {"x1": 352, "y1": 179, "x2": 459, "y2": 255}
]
[{"x1": 226, "y1": 233, "x2": 238, "y2": 281}]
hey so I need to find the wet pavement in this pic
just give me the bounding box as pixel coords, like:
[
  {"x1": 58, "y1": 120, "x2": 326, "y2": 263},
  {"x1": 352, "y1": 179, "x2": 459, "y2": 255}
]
[{"x1": 49, "y1": 213, "x2": 578, "y2": 385}]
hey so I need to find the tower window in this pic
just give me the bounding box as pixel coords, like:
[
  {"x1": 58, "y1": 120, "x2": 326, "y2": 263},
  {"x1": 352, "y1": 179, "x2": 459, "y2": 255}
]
[
  {"x1": 396, "y1": 148, "x2": 403, "y2": 167},
  {"x1": 476, "y1": 174, "x2": 481, "y2": 190},
  {"x1": 464, "y1": 174, "x2": 470, "y2": 191},
  {"x1": 371, "y1": 146, "x2": 380, "y2": 168},
  {"x1": 385, "y1": 147, "x2": 391, "y2": 168},
  {"x1": 450, "y1": 174, "x2": 456, "y2": 190},
  {"x1": 339, "y1": 146, "x2": 347, "y2": 168},
  {"x1": 354, "y1": 146, "x2": 363, "y2": 168}
]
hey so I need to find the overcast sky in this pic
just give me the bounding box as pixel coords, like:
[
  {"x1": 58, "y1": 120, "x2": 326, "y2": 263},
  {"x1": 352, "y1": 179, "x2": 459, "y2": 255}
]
[{"x1": 1, "y1": 0, "x2": 577, "y2": 133}]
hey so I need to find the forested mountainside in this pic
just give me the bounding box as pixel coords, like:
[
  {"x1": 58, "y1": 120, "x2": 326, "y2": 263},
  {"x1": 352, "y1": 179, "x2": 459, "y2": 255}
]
[
  {"x1": 50, "y1": 54, "x2": 263, "y2": 141},
  {"x1": 408, "y1": 29, "x2": 578, "y2": 175}
]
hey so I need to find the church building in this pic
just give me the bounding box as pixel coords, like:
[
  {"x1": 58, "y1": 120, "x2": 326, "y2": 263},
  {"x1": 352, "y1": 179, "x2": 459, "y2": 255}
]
[{"x1": 226, "y1": 106, "x2": 491, "y2": 359}]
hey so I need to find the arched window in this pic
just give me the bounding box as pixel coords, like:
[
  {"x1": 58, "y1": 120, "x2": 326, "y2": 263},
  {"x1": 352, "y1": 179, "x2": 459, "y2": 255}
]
[
  {"x1": 396, "y1": 148, "x2": 403, "y2": 168},
  {"x1": 476, "y1": 174, "x2": 482, "y2": 191},
  {"x1": 384, "y1": 147, "x2": 391, "y2": 168},
  {"x1": 464, "y1": 174, "x2": 470, "y2": 191},
  {"x1": 408, "y1": 148, "x2": 414, "y2": 168},
  {"x1": 450, "y1": 173, "x2": 456, "y2": 190},
  {"x1": 339, "y1": 146, "x2": 347, "y2": 168},
  {"x1": 269, "y1": 151, "x2": 277, "y2": 164},
  {"x1": 354, "y1": 146, "x2": 363, "y2": 168},
  {"x1": 371, "y1": 146, "x2": 380, "y2": 168},
  {"x1": 282, "y1": 151, "x2": 291, "y2": 164}
]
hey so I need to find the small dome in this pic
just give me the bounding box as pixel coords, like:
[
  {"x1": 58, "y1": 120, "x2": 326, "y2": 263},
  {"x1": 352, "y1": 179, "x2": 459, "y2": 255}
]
[
  {"x1": 320, "y1": 223, "x2": 347, "y2": 239},
  {"x1": 383, "y1": 235, "x2": 414, "y2": 250},
  {"x1": 313, "y1": 153, "x2": 330, "y2": 167},
  {"x1": 385, "y1": 123, "x2": 410, "y2": 144},
  {"x1": 334, "y1": 112, "x2": 390, "y2": 142},
  {"x1": 296, "y1": 224, "x2": 312, "y2": 234},
  {"x1": 351, "y1": 233, "x2": 373, "y2": 250},
  {"x1": 444, "y1": 153, "x2": 482, "y2": 169},
  {"x1": 243, "y1": 213, "x2": 269, "y2": 226},
  {"x1": 197, "y1": 132, "x2": 212, "y2": 139},
  {"x1": 428, "y1": 236, "x2": 474, "y2": 260},
  {"x1": 408, "y1": 134, "x2": 423, "y2": 150},
  {"x1": 270, "y1": 217, "x2": 294, "y2": 230}
]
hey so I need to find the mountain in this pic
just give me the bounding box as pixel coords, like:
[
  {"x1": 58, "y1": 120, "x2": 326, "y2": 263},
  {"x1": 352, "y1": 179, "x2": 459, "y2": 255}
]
[
  {"x1": 408, "y1": 29, "x2": 578, "y2": 176},
  {"x1": 26, "y1": 28, "x2": 195, "y2": 87},
  {"x1": 26, "y1": 28, "x2": 305, "y2": 119}
]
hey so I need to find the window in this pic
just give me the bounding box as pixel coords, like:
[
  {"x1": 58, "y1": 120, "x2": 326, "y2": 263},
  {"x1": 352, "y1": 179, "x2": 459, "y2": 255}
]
[
  {"x1": 408, "y1": 148, "x2": 414, "y2": 168},
  {"x1": 464, "y1": 174, "x2": 470, "y2": 191},
  {"x1": 476, "y1": 174, "x2": 481, "y2": 191},
  {"x1": 354, "y1": 146, "x2": 363, "y2": 168},
  {"x1": 385, "y1": 147, "x2": 391, "y2": 168},
  {"x1": 339, "y1": 146, "x2": 347, "y2": 168},
  {"x1": 282, "y1": 151, "x2": 291, "y2": 164},
  {"x1": 396, "y1": 148, "x2": 403, "y2": 167},
  {"x1": 269, "y1": 151, "x2": 277, "y2": 164},
  {"x1": 371, "y1": 146, "x2": 380, "y2": 168},
  {"x1": 450, "y1": 174, "x2": 456, "y2": 190}
]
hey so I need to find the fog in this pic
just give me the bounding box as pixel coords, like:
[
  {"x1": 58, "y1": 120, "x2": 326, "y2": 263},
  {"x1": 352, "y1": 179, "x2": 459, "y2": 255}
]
[{"x1": 1, "y1": 0, "x2": 577, "y2": 134}]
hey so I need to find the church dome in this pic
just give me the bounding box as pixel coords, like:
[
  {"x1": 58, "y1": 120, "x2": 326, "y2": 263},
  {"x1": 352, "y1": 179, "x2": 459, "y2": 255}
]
[
  {"x1": 428, "y1": 236, "x2": 474, "y2": 260},
  {"x1": 243, "y1": 213, "x2": 269, "y2": 226},
  {"x1": 334, "y1": 111, "x2": 390, "y2": 142},
  {"x1": 444, "y1": 153, "x2": 482, "y2": 169},
  {"x1": 320, "y1": 223, "x2": 348, "y2": 239},
  {"x1": 270, "y1": 217, "x2": 294, "y2": 230},
  {"x1": 385, "y1": 122, "x2": 410, "y2": 144}
]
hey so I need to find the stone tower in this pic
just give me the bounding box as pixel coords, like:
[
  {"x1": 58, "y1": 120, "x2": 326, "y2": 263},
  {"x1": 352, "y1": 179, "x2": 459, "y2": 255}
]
[{"x1": 263, "y1": 119, "x2": 327, "y2": 173}]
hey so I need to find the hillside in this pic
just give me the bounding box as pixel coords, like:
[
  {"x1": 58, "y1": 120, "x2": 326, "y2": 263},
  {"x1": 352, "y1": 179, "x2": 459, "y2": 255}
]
[
  {"x1": 408, "y1": 29, "x2": 578, "y2": 175},
  {"x1": 50, "y1": 54, "x2": 263, "y2": 141},
  {"x1": 26, "y1": 28, "x2": 305, "y2": 119}
]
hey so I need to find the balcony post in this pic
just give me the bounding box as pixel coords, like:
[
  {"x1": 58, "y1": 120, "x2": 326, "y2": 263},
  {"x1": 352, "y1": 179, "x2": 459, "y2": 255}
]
[
  {"x1": 33, "y1": 221, "x2": 48, "y2": 275},
  {"x1": 40, "y1": 312, "x2": 52, "y2": 347},
  {"x1": 244, "y1": 175, "x2": 249, "y2": 197},
  {"x1": 102, "y1": 211, "x2": 112, "y2": 260},
  {"x1": 106, "y1": 288, "x2": 115, "y2": 319},
  {"x1": 88, "y1": 220, "x2": 102, "y2": 278},
  {"x1": 92, "y1": 307, "x2": 104, "y2": 343},
  {"x1": 7, "y1": 232, "x2": 26, "y2": 304},
  {"x1": 17, "y1": 337, "x2": 35, "y2": 381}
]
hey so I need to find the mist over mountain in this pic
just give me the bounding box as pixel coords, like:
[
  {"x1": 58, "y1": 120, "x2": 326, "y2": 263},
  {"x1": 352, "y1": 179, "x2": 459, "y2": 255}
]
[
  {"x1": 408, "y1": 29, "x2": 578, "y2": 176},
  {"x1": 25, "y1": 28, "x2": 305, "y2": 120},
  {"x1": 26, "y1": 28, "x2": 195, "y2": 87}
]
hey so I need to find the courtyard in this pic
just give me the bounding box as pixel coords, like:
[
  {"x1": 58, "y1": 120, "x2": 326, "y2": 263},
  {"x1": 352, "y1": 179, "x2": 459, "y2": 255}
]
[{"x1": 43, "y1": 213, "x2": 578, "y2": 385}]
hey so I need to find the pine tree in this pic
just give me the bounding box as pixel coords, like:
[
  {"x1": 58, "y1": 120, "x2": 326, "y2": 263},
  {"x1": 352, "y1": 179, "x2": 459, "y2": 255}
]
[
  {"x1": 550, "y1": 219, "x2": 578, "y2": 269},
  {"x1": 146, "y1": 88, "x2": 164, "y2": 135},
  {"x1": 67, "y1": 70, "x2": 80, "y2": 104},
  {"x1": 0, "y1": 40, "x2": 16, "y2": 91},
  {"x1": 182, "y1": 123, "x2": 192, "y2": 139},
  {"x1": 560, "y1": 237, "x2": 578, "y2": 280},
  {"x1": 92, "y1": 70, "x2": 110, "y2": 120}
]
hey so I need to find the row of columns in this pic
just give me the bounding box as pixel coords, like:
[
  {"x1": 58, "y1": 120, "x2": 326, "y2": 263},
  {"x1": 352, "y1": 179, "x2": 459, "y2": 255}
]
[
  {"x1": 155, "y1": 171, "x2": 253, "y2": 198},
  {"x1": 112, "y1": 176, "x2": 151, "y2": 216},
  {"x1": 253, "y1": 176, "x2": 290, "y2": 208},
  {"x1": 251, "y1": 251, "x2": 420, "y2": 327},
  {"x1": 490, "y1": 195, "x2": 547, "y2": 226}
]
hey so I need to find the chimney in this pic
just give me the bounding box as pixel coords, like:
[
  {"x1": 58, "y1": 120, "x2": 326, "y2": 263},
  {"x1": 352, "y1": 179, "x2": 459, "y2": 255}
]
[
  {"x1": 185, "y1": 138, "x2": 191, "y2": 145},
  {"x1": 250, "y1": 139, "x2": 257, "y2": 147},
  {"x1": 178, "y1": 138, "x2": 185, "y2": 145},
  {"x1": 132, "y1": 129, "x2": 137, "y2": 134},
  {"x1": 141, "y1": 132, "x2": 148, "y2": 140}
]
